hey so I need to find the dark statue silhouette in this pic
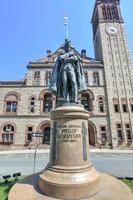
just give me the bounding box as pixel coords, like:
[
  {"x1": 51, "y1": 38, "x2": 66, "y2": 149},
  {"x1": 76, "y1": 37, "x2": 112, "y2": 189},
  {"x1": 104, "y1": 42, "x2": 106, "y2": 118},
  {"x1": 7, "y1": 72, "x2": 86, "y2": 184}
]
[{"x1": 50, "y1": 39, "x2": 86, "y2": 104}]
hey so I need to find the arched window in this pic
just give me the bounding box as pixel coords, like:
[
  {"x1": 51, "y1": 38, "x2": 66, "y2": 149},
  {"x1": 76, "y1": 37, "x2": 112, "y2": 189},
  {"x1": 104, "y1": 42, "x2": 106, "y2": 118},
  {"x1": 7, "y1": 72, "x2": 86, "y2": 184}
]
[
  {"x1": 43, "y1": 127, "x2": 50, "y2": 144},
  {"x1": 43, "y1": 94, "x2": 53, "y2": 112},
  {"x1": 98, "y1": 96, "x2": 104, "y2": 113},
  {"x1": 5, "y1": 94, "x2": 18, "y2": 113},
  {"x1": 81, "y1": 93, "x2": 93, "y2": 111},
  {"x1": 37, "y1": 121, "x2": 51, "y2": 145},
  {"x1": 111, "y1": 5, "x2": 119, "y2": 20},
  {"x1": 29, "y1": 97, "x2": 35, "y2": 113},
  {"x1": 39, "y1": 90, "x2": 55, "y2": 113},
  {"x1": 107, "y1": 6, "x2": 112, "y2": 20},
  {"x1": 81, "y1": 94, "x2": 90, "y2": 111},
  {"x1": 2, "y1": 125, "x2": 14, "y2": 143}
]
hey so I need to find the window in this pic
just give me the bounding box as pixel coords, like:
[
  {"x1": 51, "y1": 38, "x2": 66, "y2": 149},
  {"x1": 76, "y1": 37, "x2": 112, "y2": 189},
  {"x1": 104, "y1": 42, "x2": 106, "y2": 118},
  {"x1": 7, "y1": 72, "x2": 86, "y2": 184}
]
[
  {"x1": 102, "y1": 5, "x2": 119, "y2": 21},
  {"x1": 122, "y1": 104, "x2": 128, "y2": 112},
  {"x1": 33, "y1": 71, "x2": 40, "y2": 86},
  {"x1": 93, "y1": 71, "x2": 100, "y2": 86},
  {"x1": 121, "y1": 98, "x2": 128, "y2": 113},
  {"x1": 27, "y1": 127, "x2": 33, "y2": 142},
  {"x1": 107, "y1": 6, "x2": 112, "y2": 20},
  {"x1": 99, "y1": 97, "x2": 104, "y2": 113},
  {"x1": 84, "y1": 72, "x2": 89, "y2": 87},
  {"x1": 100, "y1": 126, "x2": 107, "y2": 144},
  {"x1": 111, "y1": 5, "x2": 119, "y2": 20},
  {"x1": 114, "y1": 105, "x2": 119, "y2": 112},
  {"x1": 125, "y1": 124, "x2": 132, "y2": 141},
  {"x1": 81, "y1": 94, "x2": 91, "y2": 111},
  {"x1": 129, "y1": 98, "x2": 133, "y2": 112},
  {"x1": 131, "y1": 105, "x2": 133, "y2": 112},
  {"x1": 34, "y1": 71, "x2": 40, "y2": 78},
  {"x1": 43, "y1": 127, "x2": 50, "y2": 145},
  {"x1": 6, "y1": 102, "x2": 17, "y2": 113},
  {"x1": 102, "y1": 5, "x2": 107, "y2": 20},
  {"x1": 29, "y1": 97, "x2": 35, "y2": 113},
  {"x1": 43, "y1": 94, "x2": 53, "y2": 112},
  {"x1": 113, "y1": 98, "x2": 119, "y2": 113},
  {"x1": 4, "y1": 93, "x2": 19, "y2": 114},
  {"x1": 46, "y1": 71, "x2": 51, "y2": 87},
  {"x1": 116, "y1": 124, "x2": 124, "y2": 142},
  {"x1": 2, "y1": 125, "x2": 14, "y2": 143}
]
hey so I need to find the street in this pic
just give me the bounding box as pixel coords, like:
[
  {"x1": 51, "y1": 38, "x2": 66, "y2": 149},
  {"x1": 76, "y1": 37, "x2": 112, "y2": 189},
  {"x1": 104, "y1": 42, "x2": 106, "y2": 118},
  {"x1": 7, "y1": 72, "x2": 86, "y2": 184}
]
[{"x1": 0, "y1": 151, "x2": 133, "y2": 178}]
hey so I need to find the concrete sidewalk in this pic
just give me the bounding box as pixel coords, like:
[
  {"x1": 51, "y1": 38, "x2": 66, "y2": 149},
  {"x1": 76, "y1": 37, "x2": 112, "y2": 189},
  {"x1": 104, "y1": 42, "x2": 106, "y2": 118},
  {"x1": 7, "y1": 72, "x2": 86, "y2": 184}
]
[{"x1": 0, "y1": 148, "x2": 133, "y2": 155}]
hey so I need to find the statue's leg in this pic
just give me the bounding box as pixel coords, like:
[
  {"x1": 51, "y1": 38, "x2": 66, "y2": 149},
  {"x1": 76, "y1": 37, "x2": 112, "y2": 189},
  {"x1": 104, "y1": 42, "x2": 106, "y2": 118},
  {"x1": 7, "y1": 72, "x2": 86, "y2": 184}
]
[
  {"x1": 62, "y1": 70, "x2": 69, "y2": 103},
  {"x1": 69, "y1": 71, "x2": 78, "y2": 103}
]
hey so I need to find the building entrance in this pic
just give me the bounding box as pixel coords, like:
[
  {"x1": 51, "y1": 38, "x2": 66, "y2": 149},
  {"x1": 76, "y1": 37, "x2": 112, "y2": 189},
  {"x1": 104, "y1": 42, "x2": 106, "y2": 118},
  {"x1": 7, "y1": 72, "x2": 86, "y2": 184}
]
[
  {"x1": 88, "y1": 122, "x2": 96, "y2": 147},
  {"x1": 37, "y1": 121, "x2": 51, "y2": 145}
]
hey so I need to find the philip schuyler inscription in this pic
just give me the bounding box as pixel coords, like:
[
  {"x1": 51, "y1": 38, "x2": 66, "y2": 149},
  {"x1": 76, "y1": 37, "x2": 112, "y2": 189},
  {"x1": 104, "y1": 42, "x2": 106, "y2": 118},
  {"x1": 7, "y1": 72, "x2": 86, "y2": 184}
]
[{"x1": 57, "y1": 123, "x2": 82, "y2": 143}]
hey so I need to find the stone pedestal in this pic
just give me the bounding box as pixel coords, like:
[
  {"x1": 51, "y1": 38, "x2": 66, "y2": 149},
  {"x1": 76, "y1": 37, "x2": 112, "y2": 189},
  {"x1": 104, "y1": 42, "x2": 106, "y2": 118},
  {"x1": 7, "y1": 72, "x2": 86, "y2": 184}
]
[
  {"x1": 39, "y1": 105, "x2": 101, "y2": 199},
  {"x1": 8, "y1": 105, "x2": 133, "y2": 200}
]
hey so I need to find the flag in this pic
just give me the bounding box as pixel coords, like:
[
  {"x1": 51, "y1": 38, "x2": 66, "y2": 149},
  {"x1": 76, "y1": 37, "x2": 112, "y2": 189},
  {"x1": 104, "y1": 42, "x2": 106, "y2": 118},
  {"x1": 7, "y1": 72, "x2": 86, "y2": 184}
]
[{"x1": 64, "y1": 16, "x2": 68, "y2": 26}]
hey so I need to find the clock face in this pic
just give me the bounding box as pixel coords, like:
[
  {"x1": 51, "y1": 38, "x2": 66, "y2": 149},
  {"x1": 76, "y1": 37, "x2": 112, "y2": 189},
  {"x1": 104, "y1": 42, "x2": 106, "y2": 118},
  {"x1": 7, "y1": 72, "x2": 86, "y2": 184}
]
[{"x1": 106, "y1": 26, "x2": 118, "y2": 35}]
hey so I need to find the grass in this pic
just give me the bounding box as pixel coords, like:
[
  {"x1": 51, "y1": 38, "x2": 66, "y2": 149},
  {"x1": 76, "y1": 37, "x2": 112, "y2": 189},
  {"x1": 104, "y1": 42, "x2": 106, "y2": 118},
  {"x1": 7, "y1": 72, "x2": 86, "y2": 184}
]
[
  {"x1": 122, "y1": 179, "x2": 133, "y2": 192},
  {"x1": 0, "y1": 177, "x2": 133, "y2": 200},
  {"x1": 0, "y1": 177, "x2": 25, "y2": 200}
]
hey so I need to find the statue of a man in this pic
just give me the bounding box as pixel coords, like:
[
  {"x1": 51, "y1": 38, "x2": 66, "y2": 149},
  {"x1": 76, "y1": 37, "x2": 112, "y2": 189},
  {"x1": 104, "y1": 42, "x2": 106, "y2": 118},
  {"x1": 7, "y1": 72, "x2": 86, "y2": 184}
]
[{"x1": 50, "y1": 39, "x2": 86, "y2": 104}]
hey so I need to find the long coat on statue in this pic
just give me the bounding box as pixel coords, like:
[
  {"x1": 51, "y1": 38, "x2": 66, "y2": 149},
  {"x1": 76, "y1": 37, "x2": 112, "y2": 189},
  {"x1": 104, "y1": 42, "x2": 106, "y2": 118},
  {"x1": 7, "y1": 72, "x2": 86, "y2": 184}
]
[{"x1": 50, "y1": 53, "x2": 86, "y2": 98}]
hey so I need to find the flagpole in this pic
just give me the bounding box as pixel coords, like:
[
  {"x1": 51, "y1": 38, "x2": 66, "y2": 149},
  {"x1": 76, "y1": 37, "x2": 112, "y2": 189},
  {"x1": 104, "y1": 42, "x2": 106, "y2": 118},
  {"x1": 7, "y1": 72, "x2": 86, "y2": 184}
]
[
  {"x1": 64, "y1": 15, "x2": 69, "y2": 40},
  {"x1": 66, "y1": 23, "x2": 69, "y2": 39}
]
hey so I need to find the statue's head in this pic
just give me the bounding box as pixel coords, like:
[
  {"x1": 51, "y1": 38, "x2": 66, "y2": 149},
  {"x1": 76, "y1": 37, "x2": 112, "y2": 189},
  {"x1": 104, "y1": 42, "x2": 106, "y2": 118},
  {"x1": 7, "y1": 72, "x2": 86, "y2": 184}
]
[{"x1": 64, "y1": 39, "x2": 71, "y2": 53}]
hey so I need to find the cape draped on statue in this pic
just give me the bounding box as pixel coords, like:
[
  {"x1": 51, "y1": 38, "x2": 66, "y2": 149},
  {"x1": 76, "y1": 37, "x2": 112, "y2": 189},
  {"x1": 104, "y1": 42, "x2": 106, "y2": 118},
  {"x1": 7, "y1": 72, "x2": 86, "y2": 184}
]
[{"x1": 50, "y1": 55, "x2": 86, "y2": 98}]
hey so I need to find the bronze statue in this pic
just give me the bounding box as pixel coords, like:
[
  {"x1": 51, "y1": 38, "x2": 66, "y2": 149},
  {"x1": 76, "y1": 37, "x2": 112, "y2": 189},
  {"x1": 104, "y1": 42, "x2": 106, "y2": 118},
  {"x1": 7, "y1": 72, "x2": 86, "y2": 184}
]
[{"x1": 50, "y1": 39, "x2": 86, "y2": 104}]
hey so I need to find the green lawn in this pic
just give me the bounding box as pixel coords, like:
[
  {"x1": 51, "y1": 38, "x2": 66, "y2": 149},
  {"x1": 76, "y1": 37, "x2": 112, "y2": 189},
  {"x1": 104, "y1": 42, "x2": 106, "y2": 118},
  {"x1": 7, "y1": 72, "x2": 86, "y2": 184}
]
[{"x1": 0, "y1": 177, "x2": 133, "y2": 200}]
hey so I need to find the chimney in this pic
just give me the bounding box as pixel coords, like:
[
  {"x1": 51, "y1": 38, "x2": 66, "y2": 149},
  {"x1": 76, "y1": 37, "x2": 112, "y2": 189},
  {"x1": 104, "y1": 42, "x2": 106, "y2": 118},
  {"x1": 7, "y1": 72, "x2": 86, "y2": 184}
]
[
  {"x1": 81, "y1": 49, "x2": 87, "y2": 58},
  {"x1": 47, "y1": 50, "x2": 52, "y2": 57}
]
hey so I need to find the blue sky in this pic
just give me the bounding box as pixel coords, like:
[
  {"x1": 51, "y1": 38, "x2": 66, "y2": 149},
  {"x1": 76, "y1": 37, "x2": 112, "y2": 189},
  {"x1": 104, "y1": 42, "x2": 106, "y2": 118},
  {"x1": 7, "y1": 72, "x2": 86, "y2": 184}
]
[{"x1": 0, "y1": 0, "x2": 133, "y2": 80}]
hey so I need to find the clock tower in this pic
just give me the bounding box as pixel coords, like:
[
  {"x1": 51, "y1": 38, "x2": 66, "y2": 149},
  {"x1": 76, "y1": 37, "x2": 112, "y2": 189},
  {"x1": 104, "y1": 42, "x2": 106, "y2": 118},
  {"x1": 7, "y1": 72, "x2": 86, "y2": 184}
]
[{"x1": 92, "y1": 0, "x2": 133, "y2": 148}]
